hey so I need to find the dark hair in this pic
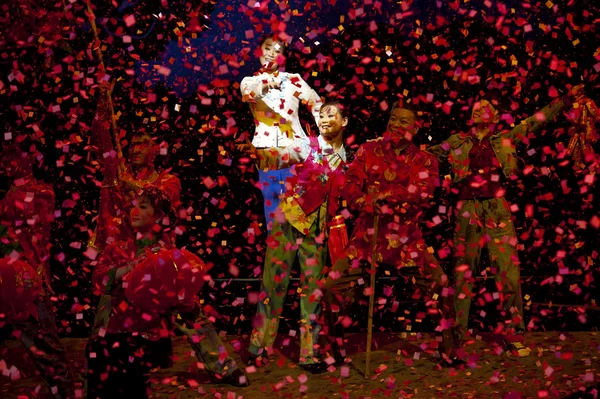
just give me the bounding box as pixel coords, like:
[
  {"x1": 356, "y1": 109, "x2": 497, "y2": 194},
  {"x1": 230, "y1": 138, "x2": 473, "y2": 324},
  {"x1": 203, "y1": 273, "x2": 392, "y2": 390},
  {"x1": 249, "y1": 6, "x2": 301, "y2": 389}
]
[
  {"x1": 390, "y1": 100, "x2": 419, "y2": 116},
  {"x1": 320, "y1": 100, "x2": 349, "y2": 119},
  {"x1": 258, "y1": 33, "x2": 288, "y2": 49},
  {"x1": 136, "y1": 186, "x2": 177, "y2": 230}
]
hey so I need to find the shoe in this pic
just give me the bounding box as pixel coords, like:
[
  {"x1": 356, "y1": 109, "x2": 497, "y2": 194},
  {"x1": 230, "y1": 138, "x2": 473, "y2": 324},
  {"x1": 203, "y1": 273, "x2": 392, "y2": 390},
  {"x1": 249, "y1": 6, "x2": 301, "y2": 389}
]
[
  {"x1": 437, "y1": 353, "x2": 466, "y2": 368},
  {"x1": 221, "y1": 369, "x2": 250, "y2": 387},
  {"x1": 504, "y1": 341, "x2": 531, "y2": 357},
  {"x1": 300, "y1": 362, "x2": 329, "y2": 374},
  {"x1": 247, "y1": 353, "x2": 269, "y2": 368}
]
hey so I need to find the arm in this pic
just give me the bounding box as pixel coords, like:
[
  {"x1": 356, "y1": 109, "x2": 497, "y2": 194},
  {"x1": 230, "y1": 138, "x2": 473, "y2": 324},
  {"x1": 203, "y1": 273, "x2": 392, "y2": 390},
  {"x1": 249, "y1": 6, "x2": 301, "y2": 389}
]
[
  {"x1": 92, "y1": 242, "x2": 134, "y2": 294},
  {"x1": 295, "y1": 75, "x2": 322, "y2": 126},
  {"x1": 506, "y1": 99, "x2": 566, "y2": 143},
  {"x1": 427, "y1": 142, "x2": 451, "y2": 161},
  {"x1": 255, "y1": 138, "x2": 311, "y2": 169},
  {"x1": 91, "y1": 87, "x2": 119, "y2": 181},
  {"x1": 240, "y1": 74, "x2": 270, "y2": 103}
]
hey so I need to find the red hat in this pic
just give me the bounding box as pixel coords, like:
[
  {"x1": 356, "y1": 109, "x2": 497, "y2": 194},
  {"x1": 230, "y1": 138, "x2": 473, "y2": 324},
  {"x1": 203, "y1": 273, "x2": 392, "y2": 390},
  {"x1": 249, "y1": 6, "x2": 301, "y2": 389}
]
[
  {"x1": 125, "y1": 248, "x2": 212, "y2": 313},
  {"x1": 0, "y1": 258, "x2": 42, "y2": 321}
]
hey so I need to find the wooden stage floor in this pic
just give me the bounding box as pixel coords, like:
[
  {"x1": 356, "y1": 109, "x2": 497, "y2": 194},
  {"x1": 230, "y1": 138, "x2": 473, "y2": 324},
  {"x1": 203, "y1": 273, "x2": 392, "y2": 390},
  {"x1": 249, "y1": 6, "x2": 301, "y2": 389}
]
[{"x1": 1, "y1": 331, "x2": 598, "y2": 398}]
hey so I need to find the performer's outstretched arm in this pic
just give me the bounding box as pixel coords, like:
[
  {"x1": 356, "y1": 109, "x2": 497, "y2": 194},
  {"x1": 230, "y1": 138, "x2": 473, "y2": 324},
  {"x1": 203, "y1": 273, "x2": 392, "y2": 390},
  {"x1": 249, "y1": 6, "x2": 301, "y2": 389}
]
[{"x1": 507, "y1": 85, "x2": 583, "y2": 143}]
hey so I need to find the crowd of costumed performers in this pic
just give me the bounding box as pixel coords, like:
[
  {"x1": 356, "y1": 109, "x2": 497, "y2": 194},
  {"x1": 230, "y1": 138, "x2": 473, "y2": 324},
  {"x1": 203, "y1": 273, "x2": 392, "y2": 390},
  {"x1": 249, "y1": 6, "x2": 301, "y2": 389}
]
[{"x1": 0, "y1": 32, "x2": 597, "y2": 398}]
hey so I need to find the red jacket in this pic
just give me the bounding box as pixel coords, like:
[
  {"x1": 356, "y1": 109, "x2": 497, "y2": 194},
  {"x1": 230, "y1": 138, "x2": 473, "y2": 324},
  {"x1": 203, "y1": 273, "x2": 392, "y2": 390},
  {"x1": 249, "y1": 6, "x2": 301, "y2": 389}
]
[{"x1": 342, "y1": 136, "x2": 439, "y2": 268}]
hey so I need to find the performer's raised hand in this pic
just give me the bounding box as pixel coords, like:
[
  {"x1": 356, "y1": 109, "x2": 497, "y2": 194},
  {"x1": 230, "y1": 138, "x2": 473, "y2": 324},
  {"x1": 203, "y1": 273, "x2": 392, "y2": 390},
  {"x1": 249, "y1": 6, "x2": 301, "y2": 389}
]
[{"x1": 570, "y1": 84, "x2": 585, "y2": 99}]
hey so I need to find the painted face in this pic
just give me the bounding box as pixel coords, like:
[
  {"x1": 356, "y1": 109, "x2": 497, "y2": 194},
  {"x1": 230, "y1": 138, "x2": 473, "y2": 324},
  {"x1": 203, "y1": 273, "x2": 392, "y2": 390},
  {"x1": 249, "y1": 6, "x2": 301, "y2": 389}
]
[
  {"x1": 130, "y1": 196, "x2": 156, "y2": 232},
  {"x1": 318, "y1": 105, "x2": 348, "y2": 140},
  {"x1": 387, "y1": 108, "x2": 418, "y2": 138},
  {"x1": 471, "y1": 99, "x2": 498, "y2": 124},
  {"x1": 259, "y1": 38, "x2": 284, "y2": 70},
  {"x1": 129, "y1": 134, "x2": 156, "y2": 167}
]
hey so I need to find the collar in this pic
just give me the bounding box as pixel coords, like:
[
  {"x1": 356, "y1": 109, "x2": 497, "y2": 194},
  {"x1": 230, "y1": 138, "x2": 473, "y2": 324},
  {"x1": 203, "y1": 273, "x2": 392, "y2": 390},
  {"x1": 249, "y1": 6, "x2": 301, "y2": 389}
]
[{"x1": 317, "y1": 135, "x2": 347, "y2": 162}]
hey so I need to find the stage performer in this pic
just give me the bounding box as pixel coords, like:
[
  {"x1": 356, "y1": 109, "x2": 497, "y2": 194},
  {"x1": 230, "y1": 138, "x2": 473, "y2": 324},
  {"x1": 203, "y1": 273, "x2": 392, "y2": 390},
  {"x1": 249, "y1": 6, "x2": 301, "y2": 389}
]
[
  {"x1": 0, "y1": 137, "x2": 76, "y2": 398},
  {"x1": 322, "y1": 102, "x2": 458, "y2": 367},
  {"x1": 87, "y1": 188, "x2": 248, "y2": 398},
  {"x1": 238, "y1": 101, "x2": 350, "y2": 373},
  {"x1": 428, "y1": 85, "x2": 585, "y2": 357},
  {"x1": 88, "y1": 84, "x2": 180, "y2": 251},
  {"x1": 240, "y1": 34, "x2": 322, "y2": 231}
]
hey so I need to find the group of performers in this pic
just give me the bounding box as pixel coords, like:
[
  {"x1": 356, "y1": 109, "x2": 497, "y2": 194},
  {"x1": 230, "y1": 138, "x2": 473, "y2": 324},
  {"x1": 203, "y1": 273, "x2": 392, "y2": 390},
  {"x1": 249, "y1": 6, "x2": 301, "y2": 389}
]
[{"x1": 0, "y1": 32, "x2": 595, "y2": 398}]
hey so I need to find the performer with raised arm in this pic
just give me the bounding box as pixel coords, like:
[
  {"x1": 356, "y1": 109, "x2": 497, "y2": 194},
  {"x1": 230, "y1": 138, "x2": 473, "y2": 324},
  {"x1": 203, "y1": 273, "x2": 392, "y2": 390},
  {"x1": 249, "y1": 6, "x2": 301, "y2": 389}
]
[
  {"x1": 321, "y1": 101, "x2": 457, "y2": 366},
  {"x1": 238, "y1": 101, "x2": 350, "y2": 373},
  {"x1": 88, "y1": 87, "x2": 249, "y2": 389},
  {"x1": 240, "y1": 34, "x2": 323, "y2": 231},
  {"x1": 0, "y1": 136, "x2": 76, "y2": 398},
  {"x1": 428, "y1": 85, "x2": 584, "y2": 356},
  {"x1": 89, "y1": 85, "x2": 180, "y2": 251}
]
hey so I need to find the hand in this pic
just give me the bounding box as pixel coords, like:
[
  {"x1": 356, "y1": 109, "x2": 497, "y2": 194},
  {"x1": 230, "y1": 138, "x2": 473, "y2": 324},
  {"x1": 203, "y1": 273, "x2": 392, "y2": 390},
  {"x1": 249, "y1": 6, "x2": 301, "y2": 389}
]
[
  {"x1": 117, "y1": 163, "x2": 138, "y2": 189},
  {"x1": 261, "y1": 75, "x2": 281, "y2": 95},
  {"x1": 570, "y1": 84, "x2": 585, "y2": 99}
]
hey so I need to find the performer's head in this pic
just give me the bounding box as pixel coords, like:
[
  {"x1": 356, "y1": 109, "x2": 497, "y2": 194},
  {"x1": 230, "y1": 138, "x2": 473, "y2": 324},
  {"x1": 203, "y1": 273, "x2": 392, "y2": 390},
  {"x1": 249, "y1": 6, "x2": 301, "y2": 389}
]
[
  {"x1": 130, "y1": 187, "x2": 174, "y2": 237},
  {"x1": 258, "y1": 34, "x2": 286, "y2": 71},
  {"x1": 387, "y1": 101, "x2": 420, "y2": 143},
  {"x1": 318, "y1": 101, "x2": 348, "y2": 142},
  {"x1": 471, "y1": 99, "x2": 499, "y2": 125},
  {"x1": 129, "y1": 130, "x2": 158, "y2": 170},
  {"x1": 0, "y1": 136, "x2": 35, "y2": 179}
]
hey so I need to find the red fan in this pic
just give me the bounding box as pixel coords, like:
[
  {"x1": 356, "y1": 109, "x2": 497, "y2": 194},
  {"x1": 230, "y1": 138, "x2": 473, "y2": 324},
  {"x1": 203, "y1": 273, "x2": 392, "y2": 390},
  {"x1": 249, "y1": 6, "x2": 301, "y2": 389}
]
[
  {"x1": 126, "y1": 249, "x2": 211, "y2": 313},
  {"x1": 0, "y1": 258, "x2": 42, "y2": 321}
]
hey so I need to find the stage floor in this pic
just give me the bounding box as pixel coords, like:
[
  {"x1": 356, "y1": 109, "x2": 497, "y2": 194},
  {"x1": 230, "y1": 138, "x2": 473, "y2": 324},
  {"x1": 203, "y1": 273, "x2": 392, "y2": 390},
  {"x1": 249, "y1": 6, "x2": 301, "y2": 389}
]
[{"x1": 1, "y1": 331, "x2": 598, "y2": 398}]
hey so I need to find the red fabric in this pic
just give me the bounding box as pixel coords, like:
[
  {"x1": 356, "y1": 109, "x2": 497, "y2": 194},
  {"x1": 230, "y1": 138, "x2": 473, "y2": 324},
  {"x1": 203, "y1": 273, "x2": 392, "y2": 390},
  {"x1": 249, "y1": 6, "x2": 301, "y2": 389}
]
[
  {"x1": 456, "y1": 138, "x2": 504, "y2": 199},
  {"x1": 126, "y1": 248, "x2": 211, "y2": 313},
  {"x1": 0, "y1": 258, "x2": 42, "y2": 321},
  {"x1": 285, "y1": 138, "x2": 348, "y2": 223},
  {"x1": 328, "y1": 217, "x2": 349, "y2": 265},
  {"x1": 0, "y1": 180, "x2": 55, "y2": 285},
  {"x1": 342, "y1": 136, "x2": 439, "y2": 268},
  {"x1": 126, "y1": 249, "x2": 179, "y2": 313},
  {"x1": 91, "y1": 93, "x2": 182, "y2": 250},
  {"x1": 93, "y1": 240, "x2": 169, "y2": 335},
  {"x1": 93, "y1": 240, "x2": 210, "y2": 334}
]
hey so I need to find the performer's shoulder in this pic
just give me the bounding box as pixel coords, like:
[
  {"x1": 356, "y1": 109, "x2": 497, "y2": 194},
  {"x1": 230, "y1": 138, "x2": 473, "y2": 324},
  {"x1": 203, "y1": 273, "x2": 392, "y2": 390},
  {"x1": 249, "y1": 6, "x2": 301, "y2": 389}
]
[
  {"x1": 416, "y1": 147, "x2": 438, "y2": 166},
  {"x1": 363, "y1": 136, "x2": 384, "y2": 147}
]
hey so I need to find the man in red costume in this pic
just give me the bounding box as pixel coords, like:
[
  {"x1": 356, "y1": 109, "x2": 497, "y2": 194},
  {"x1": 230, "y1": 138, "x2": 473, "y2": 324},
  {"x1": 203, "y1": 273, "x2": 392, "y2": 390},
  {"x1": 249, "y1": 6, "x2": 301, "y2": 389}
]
[
  {"x1": 89, "y1": 85, "x2": 181, "y2": 251},
  {"x1": 0, "y1": 136, "x2": 76, "y2": 398},
  {"x1": 322, "y1": 102, "x2": 457, "y2": 365}
]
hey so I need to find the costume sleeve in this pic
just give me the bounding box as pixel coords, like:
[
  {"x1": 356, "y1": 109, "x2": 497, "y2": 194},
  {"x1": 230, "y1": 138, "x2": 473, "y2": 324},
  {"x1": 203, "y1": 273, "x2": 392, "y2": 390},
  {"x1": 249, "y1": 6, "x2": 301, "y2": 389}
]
[
  {"x1": 341, "y1": 144, "x2": 370, "y2": 212},
  {"x1": 255, "y1": 138, "x2": 311, "y2": 170},
  {"x1": 240, "y1": 75, "x2": 267, "y2": 103},
  {"x1": 157, "y1": 174, "x2": 182, "y2": 208},
  {"x1": 91, "y1": 89, "x2": 119, "y2": 182},
  {"x1": 92, "y1": 242, "x2": 134, "y2": 295},
  {"x1": 427, "y1": 141, "x2": 451, "y2": 161},
  {"x1": 295, "y1": 75, "x2": 322, "y2": 127},
  {"x1": 506, "y1": 99, "x2": 566, "y2": 144}
]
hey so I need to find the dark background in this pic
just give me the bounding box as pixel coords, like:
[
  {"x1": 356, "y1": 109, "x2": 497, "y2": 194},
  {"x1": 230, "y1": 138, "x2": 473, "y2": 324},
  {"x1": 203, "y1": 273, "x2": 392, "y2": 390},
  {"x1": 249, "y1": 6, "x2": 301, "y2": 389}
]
[{"x1": 1, "y1": 0, "x2": 599, "y2": 338}]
